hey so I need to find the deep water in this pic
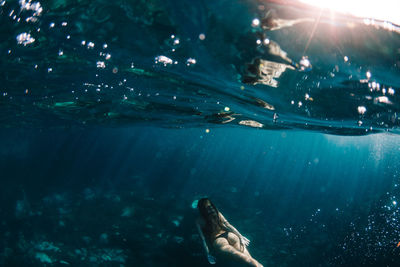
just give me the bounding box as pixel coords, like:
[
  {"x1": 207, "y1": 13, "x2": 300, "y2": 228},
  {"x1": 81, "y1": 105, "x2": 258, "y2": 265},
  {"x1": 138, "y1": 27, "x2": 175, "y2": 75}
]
[
  {"x1": 1, "y1": 127, "x2": 400, "y2": 266},
  {"x1": 2, "y1": 0, "x2": 400, "y2": 266}
]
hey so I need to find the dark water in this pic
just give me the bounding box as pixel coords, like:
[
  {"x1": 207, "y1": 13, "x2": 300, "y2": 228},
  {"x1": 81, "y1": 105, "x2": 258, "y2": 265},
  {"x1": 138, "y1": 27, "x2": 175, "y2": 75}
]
[{"x1": 1, "y1": 0, "x2": 400, "y2": 266}]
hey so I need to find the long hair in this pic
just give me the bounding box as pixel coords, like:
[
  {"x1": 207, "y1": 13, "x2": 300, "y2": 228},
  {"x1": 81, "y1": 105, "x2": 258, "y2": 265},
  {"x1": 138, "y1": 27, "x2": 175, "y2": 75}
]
[{"x1": 198, "y1": 198, "x2": 225, "y2": 237}]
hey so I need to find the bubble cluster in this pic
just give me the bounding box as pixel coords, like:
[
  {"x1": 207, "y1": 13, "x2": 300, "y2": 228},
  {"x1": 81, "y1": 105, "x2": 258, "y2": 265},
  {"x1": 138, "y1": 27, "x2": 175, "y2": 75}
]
[
  {"x1": 16, "y1": 32, "x2": 35, "y2": 46},
  {"x1": 155, "y1": 55, "x2": 173, "y2": 66}
]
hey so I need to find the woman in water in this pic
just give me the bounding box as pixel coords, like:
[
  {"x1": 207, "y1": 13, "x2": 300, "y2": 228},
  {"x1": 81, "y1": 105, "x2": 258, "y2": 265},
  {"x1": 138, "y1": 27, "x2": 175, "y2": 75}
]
[{"x1": 196, "y1": 198, "x2": 263, "y2": 267}]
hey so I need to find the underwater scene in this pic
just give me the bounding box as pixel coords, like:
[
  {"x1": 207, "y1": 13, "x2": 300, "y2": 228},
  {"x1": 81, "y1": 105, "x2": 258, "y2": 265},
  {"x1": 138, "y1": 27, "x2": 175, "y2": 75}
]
[{"x1": 1, "y1": 0, "x2": 400, "y2": 266}]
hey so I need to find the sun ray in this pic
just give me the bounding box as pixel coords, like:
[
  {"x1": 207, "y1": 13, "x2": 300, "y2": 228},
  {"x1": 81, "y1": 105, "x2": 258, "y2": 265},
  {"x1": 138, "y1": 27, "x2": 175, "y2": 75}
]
[
  {"x1": 303, "y1": 8, "x2": 323, "y2": 56},
  {"x1": 299, "y1": 0, "x2": 400, "y2": 25}
]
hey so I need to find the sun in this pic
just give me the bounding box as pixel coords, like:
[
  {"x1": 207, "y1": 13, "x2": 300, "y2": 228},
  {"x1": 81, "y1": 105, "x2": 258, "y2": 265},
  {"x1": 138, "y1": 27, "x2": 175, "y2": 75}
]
[{"x1": 299, "y1": 0, "x2": 400, "y2": 25}]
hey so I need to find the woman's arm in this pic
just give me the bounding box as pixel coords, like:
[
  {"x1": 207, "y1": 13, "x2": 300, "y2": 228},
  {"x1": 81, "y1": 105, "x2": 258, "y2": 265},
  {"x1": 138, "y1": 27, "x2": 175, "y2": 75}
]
[
  {"x1": 196, "y1": 219, "x2": 210, "y2": 254},
  {"x1": 196, "y1": 218, "x2": 216, "y2": 264}
]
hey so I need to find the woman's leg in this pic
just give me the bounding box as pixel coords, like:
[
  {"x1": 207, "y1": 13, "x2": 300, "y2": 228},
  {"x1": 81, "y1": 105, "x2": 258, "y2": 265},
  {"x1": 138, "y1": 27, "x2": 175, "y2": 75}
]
[
  {"x1": 226, "y1": 232, "x2": 242, "y2": 251},
  {"x1": 226, "y1": 232, "x2": 255, "y2": 258},
  {"x1": 214, "y1": 238, "x2": 263, "y2": 267}
]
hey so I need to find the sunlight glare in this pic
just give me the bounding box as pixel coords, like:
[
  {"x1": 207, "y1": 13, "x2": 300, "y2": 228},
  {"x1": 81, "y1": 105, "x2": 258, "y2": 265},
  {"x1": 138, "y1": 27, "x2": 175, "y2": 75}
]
[{"x1": 300, "y1": 0, "x2": 400, "y2": 25}]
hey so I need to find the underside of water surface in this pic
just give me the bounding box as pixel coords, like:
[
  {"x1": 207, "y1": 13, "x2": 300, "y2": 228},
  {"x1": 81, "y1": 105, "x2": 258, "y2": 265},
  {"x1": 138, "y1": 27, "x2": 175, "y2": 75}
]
[{"x1": 1, "y1": 0, "x2": 400, "y2": 134}]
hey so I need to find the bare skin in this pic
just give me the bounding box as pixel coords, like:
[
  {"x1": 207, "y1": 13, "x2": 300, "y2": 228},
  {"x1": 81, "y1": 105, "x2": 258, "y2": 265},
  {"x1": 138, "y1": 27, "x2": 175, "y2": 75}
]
[
  {"x1": 197, "y1": 202, "x2": 263, "y2": 267},
  {"x1": 213, "y1": 231, "x2": 263, "y2": 267}
]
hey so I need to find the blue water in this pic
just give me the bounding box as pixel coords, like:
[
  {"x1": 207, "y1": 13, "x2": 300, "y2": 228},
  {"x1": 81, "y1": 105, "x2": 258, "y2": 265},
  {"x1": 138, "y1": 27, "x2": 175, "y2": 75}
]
[{"x1": 1, "y1": 0, "x2": 400, "y2": 266}]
